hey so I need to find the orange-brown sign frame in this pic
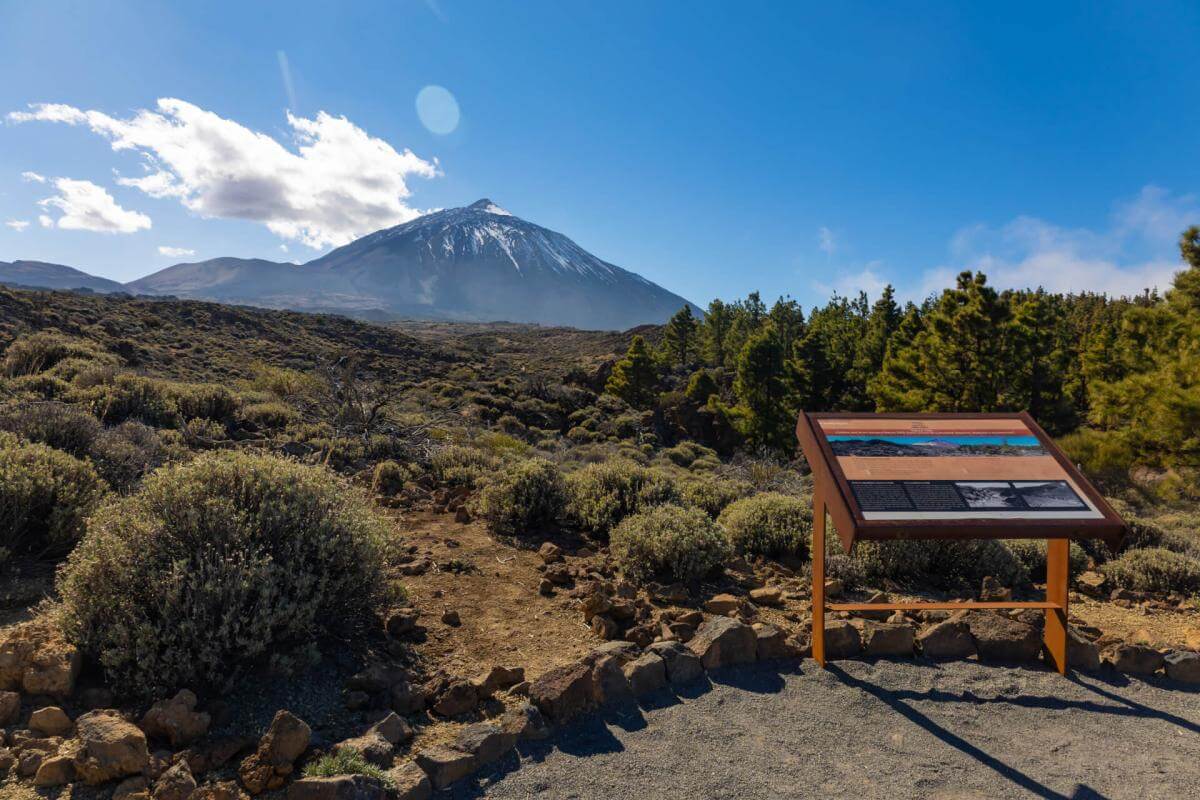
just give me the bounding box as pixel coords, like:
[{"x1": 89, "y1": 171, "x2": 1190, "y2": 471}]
[{"x1": 796, "y1": 411, "x2": 1126, "y2": 674}]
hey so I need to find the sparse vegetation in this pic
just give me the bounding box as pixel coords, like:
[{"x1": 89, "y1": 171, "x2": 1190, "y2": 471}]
[
  {"x1": 303, "y1": 749, "x2": 394, "y2": 787},
  {"x1": 718, "y1": 492, "x2": 810, "y2": 558},
  {"x1": 477, "y1": 458, "x2": 567, "y2": 535},
  {"x1": 1101, "y1": 547, "x2": 1200, "y2": 595},
  {"x1": 611, "y1": 504, "x2": 730, "y2": 583}
]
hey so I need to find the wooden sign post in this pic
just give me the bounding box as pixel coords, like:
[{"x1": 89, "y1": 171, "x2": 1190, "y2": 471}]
[{"x1": 796, "y1": 412, "x2": 1125, "y2": 674}]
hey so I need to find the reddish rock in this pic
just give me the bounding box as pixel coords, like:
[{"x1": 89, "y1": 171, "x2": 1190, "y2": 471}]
[
  {"x1": 1107, "y1": 644, "x2": 1165, "y2": 675},
  {"x1": 529, "y1": 661, "x2": 596, "y2": 724},
  {"x1": 918, "y1": 620, "x2": 976, "y2": 659},
  {"x1": 688, "y1": 616, "x2": 757, "y2": 670},
  {"x1": 142, "y1": 690, "x2": 211, "y2": 748},
  {"x1": 72, "y1": 709, "x2": 151, "y2": 785},
  {"x1": 823, "y1": 620, "x2": 862, "y2": 659},
  {"x1": 29, "y1": 706, "x2": 72, "y2": 737},
  {"x1": 414, "y1": 747, "x2": 475, "y2": 790},
  {"x1": 861, "y1": 622, "x2": 915, "y2": 657}
]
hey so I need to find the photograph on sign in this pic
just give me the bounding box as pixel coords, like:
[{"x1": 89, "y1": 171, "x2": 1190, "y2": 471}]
[{"x1": 817, "y1": 417, "x2": 1103, "y2": 521}]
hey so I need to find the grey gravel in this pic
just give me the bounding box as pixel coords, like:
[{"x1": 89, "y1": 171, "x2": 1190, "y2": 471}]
[{"x1": 447, "y1": 659, "x2": 1200, "y2": 800}]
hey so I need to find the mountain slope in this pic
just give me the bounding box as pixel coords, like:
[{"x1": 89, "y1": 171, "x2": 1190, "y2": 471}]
[
  {"x1": 0, "y1": 260, "x2": 125, "y2": 293},
  {"x1": 303, "y1": 199, "x2": 699, "y2": 328}
]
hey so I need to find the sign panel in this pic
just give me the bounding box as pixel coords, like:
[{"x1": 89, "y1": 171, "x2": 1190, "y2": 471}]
[{"x1": 816, "y1": 416, "x2": 1103, "y2": 521}]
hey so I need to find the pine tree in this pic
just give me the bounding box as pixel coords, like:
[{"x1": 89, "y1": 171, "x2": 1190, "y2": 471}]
[
  {"x1": 605, "y1": 335, "x2": 659, "y2": 409},
  {"x1": 730, "y1": 326, "x2": 799, "y2": 453},
  {"x1": 663, "y1": 305, "x2": 699, "y2": 368},
  {"x1": 701, "y1": 299, "x2": 733, "y2": 367},
  {"x1": 850, "y1": 285, "x2": 901, "y2": 403}
]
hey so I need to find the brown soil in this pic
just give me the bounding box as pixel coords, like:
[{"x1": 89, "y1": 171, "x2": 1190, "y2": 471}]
[{"x1": 393, "y1": 511, "x2": 598, "y2": 681}]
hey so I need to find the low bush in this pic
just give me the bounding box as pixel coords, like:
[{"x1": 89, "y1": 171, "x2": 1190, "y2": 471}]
[
  {"x1": 0, "y1": 436, "x2": 107, "y2": 561},
  {"x1": 71, "y1": 374, "x2": 178, "y2": 426},
  {"x1": 660, "y1": 441, "x2": 719, "y2": 469},
  {"x1": 88, "y1": 421, "x2": 169, "y2": 490},
  {"x1": 476, "y1": 458, "x2": 566, "y2": 535},
  {"x1": 372, "y1": 459, "x2": 412, "y2": 495},
  {"x1": 678, "y1": 476, "x2": 753, "y2": 518},
  {"x1": 565, "y1": 460, "x2": 680, "y2": 535},
  {"x1": 1, "y1": 331, "x2": 116, "y2": 378},
  {"x1": 240, "y1": 401, "x2": 299, "y2": 430},
  {"x1": 56, "y1": 451, "x2": 391, "y2": 699},
  {"x1": 718, "y1": 492, "x2": 811, "y2": 558},
  {"x1": 852, "y1": 538, "x2": 1028, "y2": 590},
  {"x1": 1004, "y1": 540, "x2": 1089, "y2": 583},
  {"x1": 0, "y1": 401, "x2": 101, "y2": 456},
  {"x1": 430, "y1": 444, "x2": 500, "y2": 488},
  {"x1": 611, "y1": 504, "x2": 730, "y2": 583},
  {"x1": 1100, "y1": 547, "x2": 1200, "y2": 594}
]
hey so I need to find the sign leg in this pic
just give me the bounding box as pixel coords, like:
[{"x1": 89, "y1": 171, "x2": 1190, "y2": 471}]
[
  {"x1": 812, "y1": 495, "x2": 826, "y2": 668},
  {"x1": 1044, "y1": 538, "x2": 1069, "y2": 675}
]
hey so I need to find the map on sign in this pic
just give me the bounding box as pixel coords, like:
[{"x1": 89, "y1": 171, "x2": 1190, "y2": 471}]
[{"x1": 816, "y1": 417, "x2": 1104, "y2": 521}]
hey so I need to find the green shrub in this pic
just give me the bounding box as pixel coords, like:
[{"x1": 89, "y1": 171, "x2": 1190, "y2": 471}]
[
  {"x1": 240, "y1": 401, "x2": 299, "y2": 430},
  {"x1": 71, "y1": 374, "x2": 178, "y2": 426},
  {"x1": 660, "y1": 441, "x2": 719, "y2": 468},
  {"x1": 0, "y1": 401, "x2": 101, "y2": 455},
  {"x1": 852, "y1": 538, "x2": 1028, "y2": 590},
  {"x1": 0, "y1": 438, "x2": 107, "y2": 561},
  {"x1": 3, "y1": 373, "x2": 70, "y2": 400},
  {"x1": 678, "y1": 477, "x2": 753, "y2": 518},
  {"x1": 372, "y1": 460, "x2": 411, "y2": 495},
  {"x1": 565, "y1": 460, "x2": 680, "y2": 535},
  {"x1": 56, "y1": 451, "x2": 391, "y2": 699},
  {"x1": 88, "y1": 422, "x2": 169, "y2": 490},
  {"x1": 477, "y1": 459, "x2": 566, "y2": 535},
  {"x1": 611, "y1": 505, "x2": 730, "y2": 583},
  {"x1": 1004, "y1": 540, "x2": 1089, "y2": 583},
  {"x1": 430, "y1": 445, "x2": 500, "y2": 488},
  {"x1": 1, "y1": 332, "x2": 116, "y2": 378},
  {"x1": 303, "y1": 749, "x2": 393, "y2": 787},
  {"x1": 718, "y1": 492, "x2": 811, "y2": 558},
  {"x1": 168, "y1": 382, "x2": 239, "y2": 423},
  {"x1": 1100, "y1": 547, "x2": 1200, "y2": 594}
]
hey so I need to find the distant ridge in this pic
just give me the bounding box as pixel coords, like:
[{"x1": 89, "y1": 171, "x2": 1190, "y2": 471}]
[
  {"x1": 0, "y1": 259, "x2": 125, "y2": 294},
  {"x1": 4, "y1": 200, "x2": 699, "y2": 330}
]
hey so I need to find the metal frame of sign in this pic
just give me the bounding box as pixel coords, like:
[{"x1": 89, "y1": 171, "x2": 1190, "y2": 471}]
[{"x1": 796, "y1": 411, "x2": 1126, "y2": 674}]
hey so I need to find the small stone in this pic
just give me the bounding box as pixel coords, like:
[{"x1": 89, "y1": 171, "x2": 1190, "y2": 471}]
[
  {"x1": 472, "y1": 665, "x2": 525, "y2": 695},
  {"x1": 441, "y1": 610, "x2": 461, "y2": 627},
  {"x1": 591, "y1": 614, "x2": 620, "y2": 640},
  {"x1": 980, "y1": 575, "x2": 1012, "y2": 602},
  {"x1": 538, "y1": 579, "x2": 555, "y2": 596},
  {"x1": 0, "y1": 690, "x2": 19, "y2": 726},
  {"x1": 1076, "y1": 571, "x2": 1106, "y2": 597},
  {"x1": 647, "y1": 641, "x2": 704, "y2": 685},
  {"x1": 432, "y1": 680, "x2": 477, "y2": 717},
  {"x1": 389, "y1": 681, "x2": 425, "y2": 715},
  {"x1": 855, "y1": 591, "x2": 892, "y2": 621},
  {"x1": 287, "y1": 775, "x2": 387, "y2": 800},
  {"x1": 142, "y1": 689, "x2": 211, "y2": 748},
  {"x1": 29, "y1": 705, "x2": 72, "y2": 737},
  {"x1": 529, "y1": 661, "x2": 596, "y2": 724},
  {"x1": 453, "y1": 722, "x2": 516, "y2": 766},
  {"x1": 749, "y1": 587, "x2": 783, "y2": 607},
  {"x1": 414, "y1": 746, "x2": 476, "y2": 790},
  {"x1": 959, "y1": 611, "x2": 1041, "y2": 663},
  {"x1": 73, "y1": 708, "x2": 151, "y2": 785},
  {"x1": 498, "y1": 702, "x2": 550, "y2": 741},
  {"x1": 823, "y1": 579, "x2": 844, "y2": 598},
  {"x1": 753, "y1": 623, "x2": 796, "y2": 660},
  {"x1": 33, "y1": 754, "x2": 74, "y2": 787},
  {"x1": 538, "y1": 542, "x2": 564, "y2": 564},
  {"x1": 660, "y1": 622, "x2": 695, "y2": 642},
  {"x1": 703, "y1": 594, "x2": 741, "y2": 615},
  {"x1": 1108, "y1": 643, "x2": 1165, "y2": 675},
  {"x1": 861, "y1": 621, "x2": 915, "y2": 657},
  {"x1": 822, "y1": 620, "x2": 862, "y2": 659},
  {"x1": 1164, "y1": 651, "x2": 1200, "y2": 683},
  {"x1": 591, "y1": 655, "x2": 633, "y2": 704},
  {"x1": 384, "y1": 609, "x2": 421, "y2": 639},
  {"x1": 544, "y1": 563, "x2": 572, "y2": 586},
  {"x1": 387, "y1": 762, "x2": 431, "y2": 800},
  {"x1": 113, "y1": 776, "x2": 150, "y2": 800},
  {"x1": 687, "y1": 615, "x2": 757, "y2": 670},
  {"x1": 622, "y1": 652, "x2": 667, "y2": 695},
  {"x1": 918, "y1": 619, "x2": 976, "y2": 659},
  {"x1": 155, "y1": 760, "x2": 198, "y2": 800},
  {"x1": 1066, "y1": 628, "x2": 1101, "y2": 672},
  {"x1": 238, "y1": 710, "x2": 311, "y2": 795}
]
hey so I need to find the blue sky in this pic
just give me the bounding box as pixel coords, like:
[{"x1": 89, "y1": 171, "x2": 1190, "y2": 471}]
[{"x1": 2, "y1": 1, "x2": 1198, "y2": 306}]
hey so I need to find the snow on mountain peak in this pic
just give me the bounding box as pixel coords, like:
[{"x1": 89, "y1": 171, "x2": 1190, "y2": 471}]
[{"x1": 467, "y1": 198, "x2": 512, "y2": 216}]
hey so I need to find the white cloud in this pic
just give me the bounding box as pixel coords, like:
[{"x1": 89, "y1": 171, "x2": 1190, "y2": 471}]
[
  {"x1": 38, "y1": 215, "x2": 53, "y2": 228},
  {"x1": 4, "y1": 219, "x2": 30, "y2": 231},
  {"x1": 817, "y1": 225, "x2": 836, "y2": 256},
  {"x1": 158, "y1": 245, "x2": 195, "y2": 257},
  {"x1": 37, "y1": 177, "x2": 152, "y2": 233},
  {"x1": 8, "y1": 98, "x2": 440, "y2": 249},
  {"x1": 813, "y1": 260, "x2": 890, "y2": 299},
  {"x1": 20, "y1": 171, "x2": 45, "y2": 183}
]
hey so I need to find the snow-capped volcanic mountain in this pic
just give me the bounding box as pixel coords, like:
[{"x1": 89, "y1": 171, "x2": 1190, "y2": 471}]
[{"x1": 121, "y1": 199, "x2": 699, "y2": 330}]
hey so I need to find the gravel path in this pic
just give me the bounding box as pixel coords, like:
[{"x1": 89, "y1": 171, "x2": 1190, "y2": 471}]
[{"x1": 448, "y1": 659, "x2": 1200, "y2": 800}]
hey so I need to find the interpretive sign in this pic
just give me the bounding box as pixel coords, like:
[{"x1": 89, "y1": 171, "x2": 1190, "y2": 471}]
[{"x1": 796, "y1": 412, "x2": 1125, "y2": 674}]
